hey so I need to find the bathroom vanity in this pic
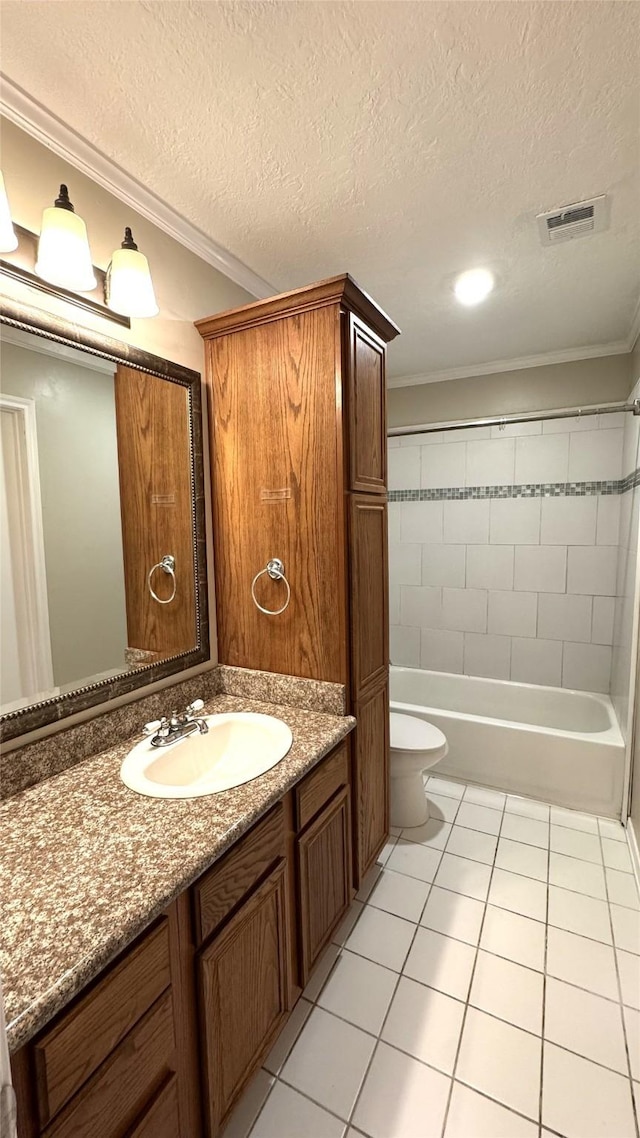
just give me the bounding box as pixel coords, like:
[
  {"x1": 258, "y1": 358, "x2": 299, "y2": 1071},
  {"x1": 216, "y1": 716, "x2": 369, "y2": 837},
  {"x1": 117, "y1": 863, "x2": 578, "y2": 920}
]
[
  {"x1": 5, "y1": 690, "x2": 355, "y2": 1138},
  {"x1": 0, "y1": 273, "x2": 399, "y2": 1138}
]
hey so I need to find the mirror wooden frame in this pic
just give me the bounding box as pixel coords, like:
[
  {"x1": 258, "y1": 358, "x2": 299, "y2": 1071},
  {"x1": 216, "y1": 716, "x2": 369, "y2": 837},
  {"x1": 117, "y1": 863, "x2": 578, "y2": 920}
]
[{"x1": 0, "y1": 296, "x2": 210, "y2": 741}]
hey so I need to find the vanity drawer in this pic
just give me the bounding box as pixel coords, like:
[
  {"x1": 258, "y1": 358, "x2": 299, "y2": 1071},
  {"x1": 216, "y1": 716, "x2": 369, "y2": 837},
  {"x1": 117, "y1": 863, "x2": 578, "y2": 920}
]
[
  {"x1": 193, "y1": 802, "x2": 285, "y2": 946},
  {"x1": 128, "y1": 1073, "x2": 180, "y2": 1138},
  {"x1": 295, "y1": 743, "x2": 349, "y2": 831},
  {"x1": 34, "y1": 919, "x2": 171, "y2": 1127},
  {"x1": 42, "y1": 992, "x2": 175, "y2": 1138}
]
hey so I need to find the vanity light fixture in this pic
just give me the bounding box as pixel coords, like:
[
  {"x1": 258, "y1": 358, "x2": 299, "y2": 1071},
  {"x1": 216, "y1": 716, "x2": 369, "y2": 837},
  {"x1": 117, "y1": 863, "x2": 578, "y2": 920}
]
[
  {"x1": 454, "y1": 267, "x2": 495, "y2": 306},
  {"x1": 0, "y1": 171, "x2": 18, "y2": 252},
  {"x1": 105, "y1": 227, "x2": 159, "y2": 318},
  {"x1": 35, "y1": 184, "x2": 97, "y2": 292}
]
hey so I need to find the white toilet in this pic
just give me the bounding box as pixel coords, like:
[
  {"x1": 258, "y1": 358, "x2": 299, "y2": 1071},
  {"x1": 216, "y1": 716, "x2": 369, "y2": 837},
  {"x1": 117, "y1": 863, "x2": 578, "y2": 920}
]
[{"x1": 389, "y1": 712, "x2": 448, "y2": 828}]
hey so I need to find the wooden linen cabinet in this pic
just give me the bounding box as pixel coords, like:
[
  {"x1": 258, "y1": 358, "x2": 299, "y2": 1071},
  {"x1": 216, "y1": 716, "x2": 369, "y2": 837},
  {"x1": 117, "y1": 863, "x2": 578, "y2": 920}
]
[{"x1": 197, "y1": 275, "x2": 400, "y2": 881}]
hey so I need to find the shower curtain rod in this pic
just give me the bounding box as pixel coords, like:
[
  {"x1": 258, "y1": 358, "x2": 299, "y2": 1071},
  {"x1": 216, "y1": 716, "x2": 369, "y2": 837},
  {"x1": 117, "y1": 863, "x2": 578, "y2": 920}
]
[{"x1": 388, "y1": 399, "x2": 640, "y2": 437}]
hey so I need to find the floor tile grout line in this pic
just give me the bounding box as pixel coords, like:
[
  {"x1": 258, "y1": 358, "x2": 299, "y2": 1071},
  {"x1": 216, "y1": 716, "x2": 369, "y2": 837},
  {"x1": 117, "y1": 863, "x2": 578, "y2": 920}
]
[
  {"x1": 341, "y1": 859, "x2": 437, "y2": 1133},
  {"x1": 438, "y1": 787, "x2": 509, "y2": 1138},
  {"x1": 429, "y1": 778, "x2": 628, "y2": 839},
  {"x1": 357, "y1": 874, "x2": 636, "y2": 1008},
  {"x1": 366, "y1": 857, "x2": 637, "y2": 994},
  {"x1": 250, "y1": 783, "x2": 636, "y2": 1138},
  {"x1": 387, "y1": 831, "x2": 640, "y2": 910},
  {"x1": 538, "y1": 812, "x2": 551, "y2": 1135},
  {"x1": 256, "y1": 960, "x2": 633, "y2": 1138},
  {"x1": 596, "y1": 819, "x2": 640, "y2": 1138},
  {"x1": 310, "y1": 940, "x2": 640, "y2": 1071},
  {"x1": 273, "y1": 1069, "x2": 368, "y2": 1132},
  {"x1": 288, "y1": 972, "x2": 640, "y2": 1111}
]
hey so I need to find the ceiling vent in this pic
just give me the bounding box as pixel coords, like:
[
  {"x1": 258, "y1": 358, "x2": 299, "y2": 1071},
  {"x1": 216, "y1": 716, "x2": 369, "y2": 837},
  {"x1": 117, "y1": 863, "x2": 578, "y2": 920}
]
[{"x1": 537, "y1": 195, "x2": 610, "y2": 246}]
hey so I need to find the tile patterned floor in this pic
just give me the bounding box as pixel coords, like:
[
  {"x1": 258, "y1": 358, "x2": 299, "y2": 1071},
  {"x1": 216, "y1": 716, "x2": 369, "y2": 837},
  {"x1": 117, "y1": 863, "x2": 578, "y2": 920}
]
[{"x1": 223, "y1": 777, "x2": 640, "y2": 1138}]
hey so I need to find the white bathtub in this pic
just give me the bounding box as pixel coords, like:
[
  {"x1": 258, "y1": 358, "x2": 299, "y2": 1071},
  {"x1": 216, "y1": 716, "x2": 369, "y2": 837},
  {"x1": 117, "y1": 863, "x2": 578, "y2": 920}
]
[{"x1": 390, "y1": 667, "x2": 625, "y2": 818}]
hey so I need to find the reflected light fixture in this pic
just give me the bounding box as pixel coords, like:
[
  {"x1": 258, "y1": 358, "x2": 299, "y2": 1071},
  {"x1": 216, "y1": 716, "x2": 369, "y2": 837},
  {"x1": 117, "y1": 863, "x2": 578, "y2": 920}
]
[
  {"x1": 454, "y1": 267, "x2": 495, "y2": 306},
  {"x1": 0, "y1": 171, "x2": 18, "y2": 252},
  {"x1": 35, "y1": 184, "x2": 97, "y2": 292},
  {"x1": 105, "y1": 227, "x2": 159, "y2": 318}
]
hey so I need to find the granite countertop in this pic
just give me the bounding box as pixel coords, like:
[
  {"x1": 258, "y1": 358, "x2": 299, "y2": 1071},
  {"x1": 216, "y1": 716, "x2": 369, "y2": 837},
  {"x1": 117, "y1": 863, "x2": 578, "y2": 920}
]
[{"x1": 1, "y1": 693, "x2": 355, "y2": 1052}]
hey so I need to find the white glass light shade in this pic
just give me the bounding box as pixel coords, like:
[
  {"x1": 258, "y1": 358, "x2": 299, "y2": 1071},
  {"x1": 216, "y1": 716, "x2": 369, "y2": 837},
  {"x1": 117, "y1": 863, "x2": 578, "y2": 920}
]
[
  {"x1": 35, "y1": 202, "x2": 96, "y2": 292},
  {"x1": 0, "y1": 171, "x2": 18, "y2": 252},
  {"x1": 454, "y1": 268, "x2": 495, "y2": 306},
  {"x1": 106, "y1": 245, "x2": 159, "y2": 318}
]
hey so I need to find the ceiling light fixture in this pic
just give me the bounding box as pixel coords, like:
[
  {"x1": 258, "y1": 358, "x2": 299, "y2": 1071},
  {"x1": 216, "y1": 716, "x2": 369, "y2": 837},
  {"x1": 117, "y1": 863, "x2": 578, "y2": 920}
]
[
  {"x1": 35, "y1": 184, "x2": 97, "y2": 292},
  {"x1": 454, "y1": 268, "x2": 495, "y2": 307},
  {"x1": 0, "y1": 171, "x2": 18, "y2": 252},
  {"x1": 105, "y1": 227, "x2": 159, "y2": 318}
]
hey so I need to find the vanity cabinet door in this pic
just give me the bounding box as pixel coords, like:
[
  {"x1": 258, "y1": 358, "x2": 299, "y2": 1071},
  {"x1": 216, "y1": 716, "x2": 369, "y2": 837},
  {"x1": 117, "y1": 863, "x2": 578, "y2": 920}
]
[
  {"x1": 297, "y1": 785, "x2": 352, "y2": 983},
  {"x1": 354, "y1": 677, "x2": 390, "y2": 878},
  {"x1": 198, "y1": 861, "x2": 290, "y2": 1136},
  {"x1": 347, "y1": 312, "x2": 387, "y2": 494},
  {"x1": 349, "y1": 494, "x2": 388, "y2": 696}
]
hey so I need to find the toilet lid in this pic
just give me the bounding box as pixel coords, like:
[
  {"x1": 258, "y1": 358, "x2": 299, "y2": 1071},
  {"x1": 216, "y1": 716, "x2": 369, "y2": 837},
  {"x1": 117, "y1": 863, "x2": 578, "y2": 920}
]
[{"x1": 390, "y1": 712, "x2": 447, "y2": 753}]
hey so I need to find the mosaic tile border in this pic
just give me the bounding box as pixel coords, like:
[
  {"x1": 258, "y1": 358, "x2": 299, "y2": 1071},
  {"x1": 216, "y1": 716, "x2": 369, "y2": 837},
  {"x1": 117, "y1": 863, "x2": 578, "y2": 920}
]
[
  {"x1": 620, "y1": 467, "x2": 640, "y2": 493},
  {"x1": 388, "y1": 470, "x2": 640, "y2": 502}
]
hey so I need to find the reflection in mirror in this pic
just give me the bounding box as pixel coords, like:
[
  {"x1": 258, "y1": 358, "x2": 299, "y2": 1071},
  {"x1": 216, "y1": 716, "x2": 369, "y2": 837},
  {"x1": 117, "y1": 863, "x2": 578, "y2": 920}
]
[{"x1": 0, "y1": 325, "x2": 197, "y2": 717}]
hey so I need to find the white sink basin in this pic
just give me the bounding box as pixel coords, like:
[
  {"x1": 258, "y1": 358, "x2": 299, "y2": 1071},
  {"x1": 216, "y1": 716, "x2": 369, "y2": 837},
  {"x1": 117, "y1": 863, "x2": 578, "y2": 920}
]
[{"x1": 120, "y1": 712, "x2": 293, "y2": 799}]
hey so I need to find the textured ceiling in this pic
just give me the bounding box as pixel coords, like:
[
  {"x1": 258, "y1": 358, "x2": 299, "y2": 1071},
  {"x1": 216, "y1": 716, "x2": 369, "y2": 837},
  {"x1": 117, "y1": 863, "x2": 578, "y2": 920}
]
[{"x1": 1, "y1": 0, "x2": 639, "y2": 379}]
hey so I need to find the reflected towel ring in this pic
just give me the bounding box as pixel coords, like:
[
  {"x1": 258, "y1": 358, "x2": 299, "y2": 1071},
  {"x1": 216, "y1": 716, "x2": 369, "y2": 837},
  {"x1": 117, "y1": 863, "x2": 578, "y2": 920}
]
[
  {"x1": 148, "y1": 554, "x2": 177, "y2": 604},
  {"x1": 251, "y1": 558, "x2": 291, "y2": 615}
]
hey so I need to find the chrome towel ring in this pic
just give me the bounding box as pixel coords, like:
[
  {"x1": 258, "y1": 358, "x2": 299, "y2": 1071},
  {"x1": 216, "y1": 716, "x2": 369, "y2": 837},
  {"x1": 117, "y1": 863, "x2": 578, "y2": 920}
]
[
  {"x1": 148, "y1": 554, "x2": 177, "y2": 604},
  {"x1": 251, "y1": 558, "x2": 291, "y2": 615}
]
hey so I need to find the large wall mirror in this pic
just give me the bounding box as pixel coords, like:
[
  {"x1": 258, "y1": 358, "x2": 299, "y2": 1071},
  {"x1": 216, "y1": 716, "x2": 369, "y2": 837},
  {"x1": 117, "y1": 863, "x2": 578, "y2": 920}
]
[{"x1": 0, "y1": 298, "x2": 209, "y2": 741}]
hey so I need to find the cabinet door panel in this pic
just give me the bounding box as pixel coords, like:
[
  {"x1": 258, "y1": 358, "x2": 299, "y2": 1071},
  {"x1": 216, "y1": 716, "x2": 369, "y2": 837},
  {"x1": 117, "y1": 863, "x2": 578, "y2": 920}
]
[
  {"x1": 207, "y1": 305, "x2": 348, "y2": 683},
  {"x1": 348, "y1": 314, "x2": 387, "y2": 493},
  {"x1": 349, "y1": 495, "x2": 388, "y2": 696},
  {"x1": 199, "y1": 862, "x2": 289, "y2": 1135},
  {"x1": 115, "y1": 367, "x2": 196, "y2": 656},
  {"x1": 354, "y1": 679, "x2": 390, "y2": 880},
  {"x1": 298, "y1": 786, "x2": 352, "y2": 983}
]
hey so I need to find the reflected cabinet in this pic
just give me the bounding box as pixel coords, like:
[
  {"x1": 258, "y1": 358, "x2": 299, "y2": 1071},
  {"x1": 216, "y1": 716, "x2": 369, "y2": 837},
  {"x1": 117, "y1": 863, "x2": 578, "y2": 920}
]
[
  {"x1": 0, "y1": 300, "x2": 208, "y2": 740},
  {"x1": 197, "y1": 275, "x2": 400, "y2": 879}
]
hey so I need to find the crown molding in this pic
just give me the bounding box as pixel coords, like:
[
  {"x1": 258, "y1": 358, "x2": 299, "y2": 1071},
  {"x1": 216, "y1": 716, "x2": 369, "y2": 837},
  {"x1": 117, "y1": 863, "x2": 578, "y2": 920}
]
[
  {"x1": 0, "y1": 75, "x2": 275, "y2": 301},
  {"x1": 387, "y1": 339, "x2": 632, "y2": 389}
]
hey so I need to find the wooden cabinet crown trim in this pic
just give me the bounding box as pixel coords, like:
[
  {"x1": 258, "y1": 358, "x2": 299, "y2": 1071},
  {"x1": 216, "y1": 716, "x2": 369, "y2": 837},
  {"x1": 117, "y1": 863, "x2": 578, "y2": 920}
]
[{"x1": 195, "y1": 273, "x2": 400, "y2": 344}]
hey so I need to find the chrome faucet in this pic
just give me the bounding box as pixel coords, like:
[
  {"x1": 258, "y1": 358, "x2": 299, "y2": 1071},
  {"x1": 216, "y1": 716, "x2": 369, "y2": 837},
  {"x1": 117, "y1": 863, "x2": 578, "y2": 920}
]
[{"x1": 144, "y1": 699, "x2": 209, "y2": 748}]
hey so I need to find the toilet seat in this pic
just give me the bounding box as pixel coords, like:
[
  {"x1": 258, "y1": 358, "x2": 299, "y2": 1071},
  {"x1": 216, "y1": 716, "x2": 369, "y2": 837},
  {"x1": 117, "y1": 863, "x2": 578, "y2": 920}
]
[{"x1": 390, "y1": 712, "x2": 447, "y2": 755}]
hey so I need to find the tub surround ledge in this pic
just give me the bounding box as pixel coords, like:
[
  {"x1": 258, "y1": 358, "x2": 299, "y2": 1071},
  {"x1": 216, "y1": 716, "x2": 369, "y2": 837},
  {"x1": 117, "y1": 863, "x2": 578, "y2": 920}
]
[{"x1": 0, "y1": 691, "x2": 355, "y2": 1053}]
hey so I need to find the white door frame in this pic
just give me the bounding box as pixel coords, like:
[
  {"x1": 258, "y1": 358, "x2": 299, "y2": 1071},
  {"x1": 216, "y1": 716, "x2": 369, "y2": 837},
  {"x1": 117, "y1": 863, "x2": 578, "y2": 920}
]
[{"x1": 0, "y1": 394, "x2": 54, "y2": 697}]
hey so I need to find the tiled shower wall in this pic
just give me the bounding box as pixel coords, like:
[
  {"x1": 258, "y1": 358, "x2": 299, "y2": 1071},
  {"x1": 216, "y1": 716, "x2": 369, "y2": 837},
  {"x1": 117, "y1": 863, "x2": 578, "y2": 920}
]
[{"x1": 388, "y1": 414, "x2": 626, "y2": 693}]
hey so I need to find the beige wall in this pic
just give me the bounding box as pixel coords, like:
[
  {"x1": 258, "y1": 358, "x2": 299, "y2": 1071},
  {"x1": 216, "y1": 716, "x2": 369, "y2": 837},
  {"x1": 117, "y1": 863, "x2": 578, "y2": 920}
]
[
  {"x1": 0, "y1": 118, "x2": 255, "y2": 748},
  {"x1": 1, "y1": 339, "x2": 127, "y2": 688},
  {"x1": 388, "y1": 355, "x2": 632, "y2": 429},
  {"x1": 0, "y1": 118, "x2": 253, "y2": 371},
  {"x1": 629, "y1": 335, "x2": 640, "y2": 391}
]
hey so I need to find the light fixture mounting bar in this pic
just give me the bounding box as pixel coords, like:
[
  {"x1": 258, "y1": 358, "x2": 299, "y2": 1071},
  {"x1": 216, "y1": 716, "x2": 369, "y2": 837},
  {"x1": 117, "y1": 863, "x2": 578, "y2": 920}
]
[{"x1": 0, "y1": 224, "x2": 130, "y2": 329}]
